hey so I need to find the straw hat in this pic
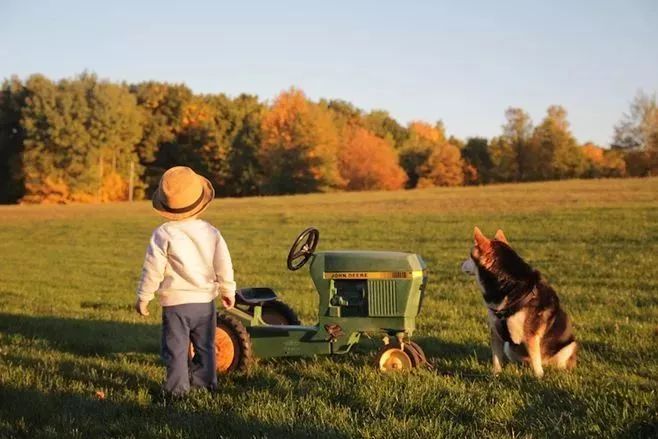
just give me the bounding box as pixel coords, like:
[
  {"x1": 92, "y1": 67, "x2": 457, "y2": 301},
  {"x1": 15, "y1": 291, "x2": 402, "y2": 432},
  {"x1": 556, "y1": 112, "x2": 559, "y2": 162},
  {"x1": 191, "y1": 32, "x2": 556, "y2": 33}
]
[{"x1": 152, "y1": 166, "x2": 215, "y2": 220}]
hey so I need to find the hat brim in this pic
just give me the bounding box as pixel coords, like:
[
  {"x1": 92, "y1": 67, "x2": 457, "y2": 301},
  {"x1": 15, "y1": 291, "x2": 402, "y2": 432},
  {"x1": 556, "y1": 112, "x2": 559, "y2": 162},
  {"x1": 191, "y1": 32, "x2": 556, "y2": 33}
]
[{"x1": 152, "y1": 175, "x2": 215, "y2": 220}]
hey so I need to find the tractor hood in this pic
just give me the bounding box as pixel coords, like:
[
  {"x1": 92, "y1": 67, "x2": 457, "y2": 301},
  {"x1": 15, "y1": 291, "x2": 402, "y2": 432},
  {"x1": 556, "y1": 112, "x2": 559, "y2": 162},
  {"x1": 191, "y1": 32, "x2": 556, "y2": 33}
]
[{"x1": 317, "y1": 250, "x2": 426, "y2": 274}]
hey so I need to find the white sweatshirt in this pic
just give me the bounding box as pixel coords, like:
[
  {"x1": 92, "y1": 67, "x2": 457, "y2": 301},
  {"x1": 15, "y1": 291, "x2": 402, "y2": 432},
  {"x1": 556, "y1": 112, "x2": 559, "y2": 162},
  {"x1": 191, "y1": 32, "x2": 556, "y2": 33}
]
[{"x1": 136, "y1": 219, "x2": 236, "y2": 307}]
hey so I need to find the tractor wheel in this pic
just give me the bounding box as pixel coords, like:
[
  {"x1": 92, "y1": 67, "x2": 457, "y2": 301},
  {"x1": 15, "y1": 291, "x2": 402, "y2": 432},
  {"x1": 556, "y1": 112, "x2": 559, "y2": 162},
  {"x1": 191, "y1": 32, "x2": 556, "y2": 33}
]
[
  {"x1": 259, "y1": 300, "x2": 301, "y2": 325},
  {"x1": 375, "y1": 340, "x2": 415, "y2": 372},
  {"x1": 215, "y1": 313, "x2": 252, "y2": 374}
]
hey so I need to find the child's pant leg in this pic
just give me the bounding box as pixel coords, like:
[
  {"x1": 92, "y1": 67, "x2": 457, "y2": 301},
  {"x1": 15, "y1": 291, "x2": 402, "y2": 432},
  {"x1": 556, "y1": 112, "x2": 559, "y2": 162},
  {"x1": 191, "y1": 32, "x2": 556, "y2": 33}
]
[
  {"x1": 189, "y1": 301, "x2": 217, "y2": 390},
  {"x1": 161, "y1": 306, "x2": 192, "y2": 395}
]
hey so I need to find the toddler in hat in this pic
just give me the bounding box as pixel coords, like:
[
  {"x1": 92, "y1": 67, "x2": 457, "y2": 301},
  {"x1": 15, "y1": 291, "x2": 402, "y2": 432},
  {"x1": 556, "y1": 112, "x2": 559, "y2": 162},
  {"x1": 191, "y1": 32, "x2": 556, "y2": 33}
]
[{"x1": 135, "y1": 166, "x2": 236, "y2": 395}]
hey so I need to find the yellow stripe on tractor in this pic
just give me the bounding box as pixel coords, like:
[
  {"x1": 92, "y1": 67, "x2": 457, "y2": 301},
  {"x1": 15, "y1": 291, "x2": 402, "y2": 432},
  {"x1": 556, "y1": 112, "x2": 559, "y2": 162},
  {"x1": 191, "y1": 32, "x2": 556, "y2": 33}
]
[{"x1": 323, "y1": 270, "x2": 425, "y2": 280}]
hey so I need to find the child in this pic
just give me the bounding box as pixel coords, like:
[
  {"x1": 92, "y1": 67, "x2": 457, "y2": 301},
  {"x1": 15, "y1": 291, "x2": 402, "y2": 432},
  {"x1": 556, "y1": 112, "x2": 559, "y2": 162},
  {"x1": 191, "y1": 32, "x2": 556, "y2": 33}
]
[{"x1": 135, "y1": 166, "x2": 236, "y2": 395}]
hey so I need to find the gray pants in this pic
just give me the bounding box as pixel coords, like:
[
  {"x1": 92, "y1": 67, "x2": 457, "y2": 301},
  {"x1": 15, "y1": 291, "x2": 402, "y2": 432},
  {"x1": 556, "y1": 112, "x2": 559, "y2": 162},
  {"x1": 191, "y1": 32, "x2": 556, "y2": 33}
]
[{"x1": 161, "y1": 301, "x2": 217, "y2": 395}]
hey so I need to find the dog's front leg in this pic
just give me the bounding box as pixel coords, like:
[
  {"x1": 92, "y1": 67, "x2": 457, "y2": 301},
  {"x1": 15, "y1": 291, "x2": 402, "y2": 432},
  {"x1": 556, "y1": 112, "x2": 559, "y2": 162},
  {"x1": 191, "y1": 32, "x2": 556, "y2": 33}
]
[
  {"x1": 526, "y1": 335, "x2": 544, "y2": 378},
  {"x1": 488, "y1": 311, "x2": 505, "y2": 374},
  {"x1": 491, "y1": 328, "x2": 505, "y2": 374}
]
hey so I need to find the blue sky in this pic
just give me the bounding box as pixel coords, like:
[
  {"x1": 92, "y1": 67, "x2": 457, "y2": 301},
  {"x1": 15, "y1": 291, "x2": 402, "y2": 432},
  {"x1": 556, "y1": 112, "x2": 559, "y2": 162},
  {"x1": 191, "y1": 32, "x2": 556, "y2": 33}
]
[{"x1": 2, "y1": 0, "x2": 657, "y2": 145}]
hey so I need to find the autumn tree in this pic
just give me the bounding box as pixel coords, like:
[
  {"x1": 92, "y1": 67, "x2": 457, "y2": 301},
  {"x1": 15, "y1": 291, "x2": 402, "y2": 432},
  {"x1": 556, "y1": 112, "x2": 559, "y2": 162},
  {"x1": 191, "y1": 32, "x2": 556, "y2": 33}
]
[
  {"x1": 131, "y1": 82, "x2": 194, "y2": 196},
  {"x1": 87, "y1": 76, "x2": 144, "y2": 201},
  {"x1": 400, "y1": 121, "x2": 464, "y2": 187},
  {"x1": 488, "y1": 136, "x2": 517, "y2": 182},
  {"x1": 20, "y1": 73, "x2": 142, "y2": 203},
  {"x1": 338, "y1": 126, "x2": 406, "y2": 191},
  {"x1": 581, "y1": 142, "x2": 626, "y2": 178},
  {"x1": 259, "y1": 88, "x2": 343, "y2": 194},
  {"x1": 417, "y1": 141, "x2": 465, "y2": 187}
]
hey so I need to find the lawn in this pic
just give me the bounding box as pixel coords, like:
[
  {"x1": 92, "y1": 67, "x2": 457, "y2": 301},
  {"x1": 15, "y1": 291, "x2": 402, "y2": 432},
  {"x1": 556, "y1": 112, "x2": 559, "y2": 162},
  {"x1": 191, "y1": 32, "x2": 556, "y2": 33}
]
[{"x1": 0, "y1": 178, "x2": 657, "y2": 438}]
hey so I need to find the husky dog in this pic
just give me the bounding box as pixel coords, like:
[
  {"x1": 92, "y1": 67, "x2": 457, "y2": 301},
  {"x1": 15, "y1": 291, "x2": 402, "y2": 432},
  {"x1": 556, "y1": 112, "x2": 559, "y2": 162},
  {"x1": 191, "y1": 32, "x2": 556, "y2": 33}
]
[{"x1": 461, "y1": 227, "x2": 577, "y2": 377}]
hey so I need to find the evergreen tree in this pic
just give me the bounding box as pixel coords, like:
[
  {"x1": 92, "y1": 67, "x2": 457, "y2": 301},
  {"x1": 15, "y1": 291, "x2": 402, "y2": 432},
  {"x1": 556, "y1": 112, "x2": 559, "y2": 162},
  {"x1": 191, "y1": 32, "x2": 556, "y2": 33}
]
[
  {"x1": 461, "y1": 137, "x2": 492, "y2": 184},
  {"x1": 0, "y1": 77, "x2": 26, "y2": 203}
]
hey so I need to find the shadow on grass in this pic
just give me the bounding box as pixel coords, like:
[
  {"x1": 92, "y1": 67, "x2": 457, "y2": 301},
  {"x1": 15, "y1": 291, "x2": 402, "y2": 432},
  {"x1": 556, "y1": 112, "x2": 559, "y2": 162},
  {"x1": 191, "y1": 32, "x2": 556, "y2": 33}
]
[
  {"x1": 0, "y1": 385, "x2": 351, "y2": 439},
  {"x1": 0, "y1": 312, "x2": 159, "y2": 357},
  {"x1": 255, "y1": 335, "x2": 492, "y2": 381},
  {"x1": 503, "y1": 378, "x2": 592, "y2": 438}
]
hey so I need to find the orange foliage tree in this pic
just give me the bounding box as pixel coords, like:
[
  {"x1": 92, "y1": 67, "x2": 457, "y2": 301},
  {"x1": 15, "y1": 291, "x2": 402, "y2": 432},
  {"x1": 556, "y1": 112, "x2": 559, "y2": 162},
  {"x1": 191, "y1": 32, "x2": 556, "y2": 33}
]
[
  {"x1": 417, "y1": 141, "x2": 465, "y2": 187},
  {"x1": 408, "y1": 121, "x2": 445, "y2": 143},
  {"x1": 338, "y1": 126, "x2": 407, "y2": 191},
  {"x1": 259, "y1": 88, "x2": 343, "y2": 194},
  {"x1": 581, "y1": 142, "x2": 626, "y2": 178},
  {"x1": 401, "y1": 121, "x2": 464, "y2": 187}
]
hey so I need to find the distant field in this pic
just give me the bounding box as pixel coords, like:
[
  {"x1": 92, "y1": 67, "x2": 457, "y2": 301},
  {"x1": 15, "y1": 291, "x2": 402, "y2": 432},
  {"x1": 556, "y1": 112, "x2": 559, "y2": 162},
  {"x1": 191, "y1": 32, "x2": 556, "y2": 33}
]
[{"x1": 0, "y1": 178, "x2": 657, "y2": 438}]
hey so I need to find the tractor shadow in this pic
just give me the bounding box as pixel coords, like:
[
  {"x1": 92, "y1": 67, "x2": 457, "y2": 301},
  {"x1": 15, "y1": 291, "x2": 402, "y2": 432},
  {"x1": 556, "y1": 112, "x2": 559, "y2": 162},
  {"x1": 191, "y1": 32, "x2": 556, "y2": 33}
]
[
  {"x1": 255, "y1": 335, "x2": 492, "y2": 378},
  {"x1": 0, "y1": 312, "x2": 160, "y2": 358}
]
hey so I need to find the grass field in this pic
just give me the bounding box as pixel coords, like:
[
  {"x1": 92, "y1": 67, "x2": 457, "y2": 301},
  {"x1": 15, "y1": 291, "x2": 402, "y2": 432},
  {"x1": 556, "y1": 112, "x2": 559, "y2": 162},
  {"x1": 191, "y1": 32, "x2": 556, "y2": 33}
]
[{"x1": 0, "y1": 178, "x2": 657, "y2": 438}]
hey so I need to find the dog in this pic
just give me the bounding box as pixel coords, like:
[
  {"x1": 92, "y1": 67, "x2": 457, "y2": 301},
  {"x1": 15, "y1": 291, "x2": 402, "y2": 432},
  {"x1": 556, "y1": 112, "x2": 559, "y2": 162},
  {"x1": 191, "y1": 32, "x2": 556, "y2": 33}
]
[{"x1": 461, "y1": 227, "x2": 577, "y2": 377}]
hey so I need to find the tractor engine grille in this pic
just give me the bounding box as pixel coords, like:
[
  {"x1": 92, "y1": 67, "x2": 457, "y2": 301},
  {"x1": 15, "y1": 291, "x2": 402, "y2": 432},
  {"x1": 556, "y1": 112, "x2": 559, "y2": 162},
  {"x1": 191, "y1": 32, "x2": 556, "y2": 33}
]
[{"x1": 367, "y1": 280, "x2": 398, "y2": 316}]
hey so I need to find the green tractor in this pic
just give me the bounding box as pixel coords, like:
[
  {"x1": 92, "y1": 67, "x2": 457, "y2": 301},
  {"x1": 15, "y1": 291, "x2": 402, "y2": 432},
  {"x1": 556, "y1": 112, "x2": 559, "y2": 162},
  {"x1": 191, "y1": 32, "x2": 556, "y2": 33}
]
[{"x1": 212, "y1": 227, "x2": 429, "y2": 372}]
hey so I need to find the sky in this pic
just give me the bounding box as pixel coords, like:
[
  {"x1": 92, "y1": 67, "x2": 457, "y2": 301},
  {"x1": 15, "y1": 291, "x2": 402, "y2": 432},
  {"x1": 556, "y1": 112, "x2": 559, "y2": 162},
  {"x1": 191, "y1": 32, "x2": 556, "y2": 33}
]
[{"x1": 2, "y1": 0, "x2": 657, "y2": 146}]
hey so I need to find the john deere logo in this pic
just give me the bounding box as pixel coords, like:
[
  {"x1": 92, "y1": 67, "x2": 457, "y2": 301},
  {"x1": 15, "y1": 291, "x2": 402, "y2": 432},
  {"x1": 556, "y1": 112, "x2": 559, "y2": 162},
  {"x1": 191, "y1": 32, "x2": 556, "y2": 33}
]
[{"x1": 323, "y1": 271, "x2": 423, "y2": 280}]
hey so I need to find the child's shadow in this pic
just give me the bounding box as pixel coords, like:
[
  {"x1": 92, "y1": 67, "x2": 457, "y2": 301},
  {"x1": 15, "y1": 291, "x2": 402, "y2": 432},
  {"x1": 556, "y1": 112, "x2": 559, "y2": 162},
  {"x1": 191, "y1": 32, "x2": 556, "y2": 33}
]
[{"x1": 0, "y1": 311, "x2": 159, "y2": 357}]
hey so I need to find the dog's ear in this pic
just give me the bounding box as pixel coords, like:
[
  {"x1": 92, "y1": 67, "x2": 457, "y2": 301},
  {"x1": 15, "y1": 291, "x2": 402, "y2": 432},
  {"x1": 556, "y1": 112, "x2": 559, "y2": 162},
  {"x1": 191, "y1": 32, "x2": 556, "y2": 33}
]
[
  {"x1": 474, "y1": 226, "x2": 490, "y2": 249},
  {"x1": 494, "y1": 229, "x2": 508, "y2": 244}
]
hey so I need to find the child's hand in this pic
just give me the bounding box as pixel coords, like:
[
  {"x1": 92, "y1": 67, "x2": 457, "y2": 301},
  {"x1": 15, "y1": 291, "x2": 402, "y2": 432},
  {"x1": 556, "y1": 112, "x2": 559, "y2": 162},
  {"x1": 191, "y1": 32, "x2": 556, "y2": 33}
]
[
  {"x1": 221, "y1": 295, "x2": 235, "y2": 310},
  {"x1": 135, "y1": 299, "x2": 150, "y2": 316}
]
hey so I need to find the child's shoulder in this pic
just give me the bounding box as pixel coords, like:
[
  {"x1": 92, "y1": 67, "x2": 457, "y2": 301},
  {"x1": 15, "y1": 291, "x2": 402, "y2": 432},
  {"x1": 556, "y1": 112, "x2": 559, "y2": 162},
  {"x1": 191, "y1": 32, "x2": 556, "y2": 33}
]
[
  {"x1": 196, "y1": 219, "x2": 220, "y2": 233},
  {"x1": 159, "y1": 218, "x2": 220, "y2": 235}
]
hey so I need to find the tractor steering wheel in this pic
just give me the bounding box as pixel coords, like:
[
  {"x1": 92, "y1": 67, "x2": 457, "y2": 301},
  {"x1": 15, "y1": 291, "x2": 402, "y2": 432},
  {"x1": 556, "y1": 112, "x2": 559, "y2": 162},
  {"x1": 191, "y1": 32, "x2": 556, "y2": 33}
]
[{"x1": 287, "y1": 227, "x2": 320, "y2": 271}]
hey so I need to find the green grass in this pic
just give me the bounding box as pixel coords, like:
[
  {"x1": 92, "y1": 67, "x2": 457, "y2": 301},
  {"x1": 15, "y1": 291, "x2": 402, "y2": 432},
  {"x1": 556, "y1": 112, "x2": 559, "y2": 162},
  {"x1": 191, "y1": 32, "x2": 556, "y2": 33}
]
[{"x1": 1, "y1": 178, "x2": 657, "y2": 438}]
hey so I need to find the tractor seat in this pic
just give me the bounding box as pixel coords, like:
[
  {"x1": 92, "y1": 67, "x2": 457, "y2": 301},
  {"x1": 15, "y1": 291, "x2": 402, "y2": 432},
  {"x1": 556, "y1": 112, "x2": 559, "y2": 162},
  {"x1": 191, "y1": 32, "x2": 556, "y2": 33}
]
[{"x1": 236, "y1": 287, "x2": 278, "y2": 305}]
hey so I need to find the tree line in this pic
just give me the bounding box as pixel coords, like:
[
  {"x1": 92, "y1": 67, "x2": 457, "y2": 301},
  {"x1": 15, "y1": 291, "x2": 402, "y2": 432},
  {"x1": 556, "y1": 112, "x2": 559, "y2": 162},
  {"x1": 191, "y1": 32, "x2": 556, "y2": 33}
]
[{"x1": 0, "y1": 73, "x2": 656, "y2": 204}]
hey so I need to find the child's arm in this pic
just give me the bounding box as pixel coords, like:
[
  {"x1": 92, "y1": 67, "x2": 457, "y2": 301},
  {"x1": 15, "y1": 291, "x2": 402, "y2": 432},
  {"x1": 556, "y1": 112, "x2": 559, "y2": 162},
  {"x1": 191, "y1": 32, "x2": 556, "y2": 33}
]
[
  {"x1": 135, "y1": 229, "x2": 168, "y2": 314},
  {"x1": 214, "y1": 232, "x2": 236, "y2": 308}
]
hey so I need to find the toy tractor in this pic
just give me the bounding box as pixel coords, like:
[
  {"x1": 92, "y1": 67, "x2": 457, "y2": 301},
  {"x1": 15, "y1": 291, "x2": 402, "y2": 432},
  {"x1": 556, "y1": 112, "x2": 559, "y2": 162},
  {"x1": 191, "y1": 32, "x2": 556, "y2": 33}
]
[{"x1": 211, "y1": 227, "x2": 429, "y2": 372}]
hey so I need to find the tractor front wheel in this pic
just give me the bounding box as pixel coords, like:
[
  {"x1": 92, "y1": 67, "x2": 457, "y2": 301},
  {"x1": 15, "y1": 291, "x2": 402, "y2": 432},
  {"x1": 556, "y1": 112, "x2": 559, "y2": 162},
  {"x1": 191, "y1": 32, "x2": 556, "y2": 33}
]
[
  {"x1": 376, "y1": 340, "x2": 415, "y2": 371},
  {"x1": 375, "y1": 340, "x2": 428, "y2": 371}
]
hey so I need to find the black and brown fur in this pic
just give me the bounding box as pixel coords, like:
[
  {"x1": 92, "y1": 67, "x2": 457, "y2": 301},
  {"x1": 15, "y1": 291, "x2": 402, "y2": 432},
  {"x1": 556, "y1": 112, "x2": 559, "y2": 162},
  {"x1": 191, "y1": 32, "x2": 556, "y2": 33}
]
[{"x1": 461, "y1": 227, "x2": 577, "y2": 377}]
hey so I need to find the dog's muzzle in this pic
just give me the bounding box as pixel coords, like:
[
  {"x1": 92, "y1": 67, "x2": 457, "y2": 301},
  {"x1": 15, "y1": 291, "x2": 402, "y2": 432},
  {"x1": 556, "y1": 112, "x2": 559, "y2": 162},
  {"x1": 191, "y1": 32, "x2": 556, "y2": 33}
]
[{"x1": 461, "y1": 258, "x2": 476, "y2": 275}]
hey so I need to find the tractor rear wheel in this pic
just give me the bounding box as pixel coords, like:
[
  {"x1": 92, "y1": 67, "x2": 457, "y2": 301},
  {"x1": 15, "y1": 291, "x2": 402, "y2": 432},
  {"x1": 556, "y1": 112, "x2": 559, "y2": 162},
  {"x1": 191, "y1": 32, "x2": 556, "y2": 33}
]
[
  {"x1": 259, "y1": 300, "x2": 301, "y2": 325},
  {"x1": 215, "y1": 313, "x2": 252, "y2": 373}
]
